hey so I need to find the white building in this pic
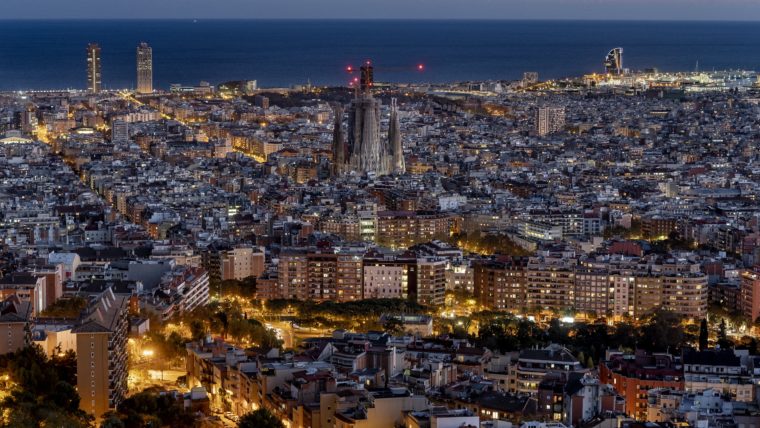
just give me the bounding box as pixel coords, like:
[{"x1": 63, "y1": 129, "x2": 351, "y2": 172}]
[
  {"x1": 221, "y1": 246, "x2": 265, "y2": 281},
  {"x1": 48, "y1": 252, "x2": 81, "y2": 281},
  {"x1": 438, "y1": 195, "x2": 467, "y2": 211},
  {"x1": 363, "y1": 265, "x2": 404, "y2": 299},
  {"x1": 518, "y1": 221, "x2": 563, "y2": 242}
]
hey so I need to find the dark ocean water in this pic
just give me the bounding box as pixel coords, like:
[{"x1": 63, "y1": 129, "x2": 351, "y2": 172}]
[{"x1": 1, "y1": 20, "x2": 760, "y2": 91}]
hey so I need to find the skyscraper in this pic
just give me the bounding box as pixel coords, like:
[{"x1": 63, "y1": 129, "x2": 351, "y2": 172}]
[
  {"x1": 86, "y1": 43, "x2": 101, "y2": 93},
  {"x1": 536, "y1": 107, "x2": 565, "y2": 136},
  {"x1": 604, "y1": 47, "x2": 624, "y2": 75},
  {"x1": 136, "y1": 42, "x2": 153, "y2": 94},
  {"x1": 332, "y1": 62, "x2": 400, "y2": 176}
]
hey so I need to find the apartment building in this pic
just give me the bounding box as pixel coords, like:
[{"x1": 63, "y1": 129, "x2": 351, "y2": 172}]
[
  {"x1": 512, "y1": 345, "x2": 587, "y2": 396},
  {"x1": 221, "y1": 246, "x2": 265, "y2": 281},
  {"x1": 471, "y1": 253, "x2": 708, "y2": 320},
  {"x1": 71, "y1": 288, "x2": 129, "y2": 420},
  {"x1": 0, "y1": 273, "x2": 48, "y2": 316},
  {"x1": 376, "y1": 211, "x2": 453, "y2": 249},
  {"x1": 0, "y1": 295, "x2": 33, "y2": 355},
  {"x1": 600, "y1": 351, "x2": 684, "y2": 420},
  {"x1": 473, "y1": 257, "x2": 528, "y2": 311},
  {"x1": 526, "y1": 256, "x2": 576, "y2": 312}
]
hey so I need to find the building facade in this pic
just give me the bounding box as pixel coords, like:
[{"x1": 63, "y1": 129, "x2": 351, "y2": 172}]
[
  {"x1": 136, "y1": 42, "x2": 153, "y2": 94},
  {"x1": 71, "y1": 288, "x2": 129, "y2": 420},
  {"x1": 87, "y1": 43, "x2": 102, "y2": 93},
  {"x1": 536, "y1": 107, "x2": 565, "y2": 136},
  {"x1": 0, "y1": 296, "x2": 33, "y2": 355}
]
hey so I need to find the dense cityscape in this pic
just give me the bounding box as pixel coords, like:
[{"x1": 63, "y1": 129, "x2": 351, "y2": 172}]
[{"x1": 3, "y1": 37, "x2": 760, "y2": 428}]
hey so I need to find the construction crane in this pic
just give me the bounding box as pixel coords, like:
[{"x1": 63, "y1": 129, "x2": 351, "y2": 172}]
[{"x1": 344, "y1": 60, "x2": 425, "y2": 93}]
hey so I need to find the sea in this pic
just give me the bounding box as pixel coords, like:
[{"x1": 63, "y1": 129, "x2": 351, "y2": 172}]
[{"x1": 2, "y1": 20, "x2": 760, "y2": 91}]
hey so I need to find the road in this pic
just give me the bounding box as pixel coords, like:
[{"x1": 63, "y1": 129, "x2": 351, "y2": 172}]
[{"x1": 267, "y1": 321, "x2": 330, "y2": 349}]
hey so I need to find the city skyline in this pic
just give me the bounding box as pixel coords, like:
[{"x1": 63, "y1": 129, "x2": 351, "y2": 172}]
[
  {"x1": 1, "y1": 20, "x2": 759, "y2": 92},
  {"x1": 3, "y1": 0, "x2": 760, "y2": 21}
]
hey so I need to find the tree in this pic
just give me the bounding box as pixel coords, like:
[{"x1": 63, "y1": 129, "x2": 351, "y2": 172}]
[
  {"x1": 638, "y1": 310, "x2": 684, "y2": 353},
  {"x1": 717, "y1": 319, "x2": 734, "y2": 349},
  {"x1": 216, "y1": 279, "x2": 257, "y2": 299},
  {"x1": 546, "y1": 318, "x2": 570, "y2": 345},
  {"x1": 264, "y1": 299, "x2": 291, "y2": 314},
  {"x1": 144, "y1": 330, "x2": 188, "y2": 363},
  {"x1": 49, "y1": 381, "x2": 81, "y2": 412},
  {"x1": 451, "y1": 320, "x2": 470, "y2": 340},
  {"x1": 610, "y1": 322, "x2": 637, "y2": 351},
  {"x1": 108, "y1": 390, "x2": 200, "y2": 427},
  {"x1": 189, "y1": 319, "x2": 206, "y2": 342},
  {"x1": 699, "y1": 319, "x2": 709, "y2": 351},
  {"x1": 238, "y1": 408, "x2": 284, "y2": 428},
  {"x1": 0, "y1": 345, "x2": 93, "y2": 427},
  {"x1": 447, "y1": 231, "x2": 532, "y2": 256},
  {"x1": 100, "y1": 412, "x2": 126, "y2": 428},
  {"x1": 737, "y1": 336, "x2": 759, "y2": 355},
  {"x1": 40, "y1": 296, "x2": 88, "y2": 318},
  {"x1": 181, "y1": 300, "x2": 283, "y2": 350},
  {"x1": 382, "y1": 316, "x2": 404, "y2": 335},
  {"x1": 215, "y1": 310, "x2": 230, "y2": 339},
  {"x1": 476, "y1": 316, "x2": 544, "y2": 353}
]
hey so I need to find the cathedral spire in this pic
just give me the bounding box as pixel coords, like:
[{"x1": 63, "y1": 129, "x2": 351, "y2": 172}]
[
  {"x1": 331, "y1": 103, "x2": 345, "y2": 176},
  {"x1": 389, "y1": 98, "x2": 405, "y2": 174}
]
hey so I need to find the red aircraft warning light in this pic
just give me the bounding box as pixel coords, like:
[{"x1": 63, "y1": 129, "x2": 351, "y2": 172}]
[{"x1": 345, "y1": 61, "x2": 426, "y2": 92}]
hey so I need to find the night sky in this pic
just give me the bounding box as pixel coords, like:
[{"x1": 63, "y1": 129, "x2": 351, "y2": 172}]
[{"x1": 3, "y1": 0, "x2": 760, "y2": 21}]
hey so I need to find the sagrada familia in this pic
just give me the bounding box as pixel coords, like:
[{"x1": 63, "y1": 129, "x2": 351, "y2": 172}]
[{"x1": 332, "y1": 64, "x2": 405, "y2": 176}]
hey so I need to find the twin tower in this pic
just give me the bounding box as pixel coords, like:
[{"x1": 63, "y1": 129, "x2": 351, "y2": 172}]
[{"x1": 332, "y1": 64, "x2": 405, "y2": 177}]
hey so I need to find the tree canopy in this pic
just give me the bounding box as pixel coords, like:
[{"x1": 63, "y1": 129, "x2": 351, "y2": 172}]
[
  {"x1": 101, "y1": 390, "x2": 200, "y2": 428},
  {"x1": 474, "y1": 308, "x2": 701, "y2": 363},
  {"x1": 238, "y1": 408, "x2": 284, "y2": 428},
  {"x1": 182, "y1": 299, "x2": 282, "y2": 349},
  {"x1": 0, "y1": 345, "x2": 92, "y2": 428},
  {"x1": 40, "y1": 296, "x2": 89, "y2": 319}
]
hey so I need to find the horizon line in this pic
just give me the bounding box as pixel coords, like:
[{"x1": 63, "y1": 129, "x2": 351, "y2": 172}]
[{"x1": 3, "y1": 17, "x2": 760, "y2": 23}]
